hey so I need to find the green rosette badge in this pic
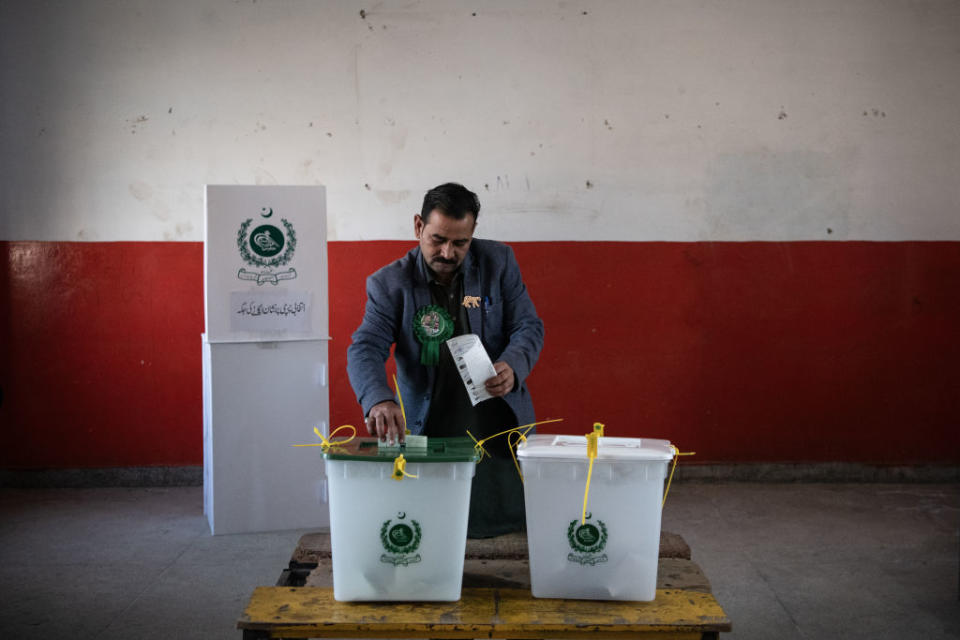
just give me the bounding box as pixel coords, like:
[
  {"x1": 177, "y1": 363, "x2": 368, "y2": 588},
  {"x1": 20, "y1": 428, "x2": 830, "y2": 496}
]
[{"x1": 414, "y1": 305, "x2": 454, "y2": 366}]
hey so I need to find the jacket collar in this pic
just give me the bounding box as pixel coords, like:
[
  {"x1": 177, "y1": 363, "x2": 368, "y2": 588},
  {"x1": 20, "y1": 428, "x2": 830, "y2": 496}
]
[{"x1": 413, "y1": 244, "x2": 483, "y2": 338}]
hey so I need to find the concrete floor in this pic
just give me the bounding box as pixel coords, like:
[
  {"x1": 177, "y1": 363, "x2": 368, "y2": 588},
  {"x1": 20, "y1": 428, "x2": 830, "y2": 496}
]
[{"x1": 0, "y1": 484, "x2": 957, "y2": 639}]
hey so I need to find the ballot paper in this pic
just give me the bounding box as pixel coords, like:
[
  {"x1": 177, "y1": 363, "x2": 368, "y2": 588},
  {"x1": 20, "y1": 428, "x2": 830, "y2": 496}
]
[{"x1": 446, "y1": 334, "x2": 497, "y2": 406}]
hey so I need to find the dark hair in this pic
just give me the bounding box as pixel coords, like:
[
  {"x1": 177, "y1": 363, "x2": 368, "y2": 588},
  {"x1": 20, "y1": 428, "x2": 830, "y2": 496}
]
[{"x1": 420, "y1": 183, "x2": 481, "y2": 222}]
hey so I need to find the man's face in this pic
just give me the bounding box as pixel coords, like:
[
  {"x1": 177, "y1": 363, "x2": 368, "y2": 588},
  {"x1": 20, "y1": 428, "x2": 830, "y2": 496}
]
[{"x1": 414, "y1": 209, "x2": 476, "y2": 278}]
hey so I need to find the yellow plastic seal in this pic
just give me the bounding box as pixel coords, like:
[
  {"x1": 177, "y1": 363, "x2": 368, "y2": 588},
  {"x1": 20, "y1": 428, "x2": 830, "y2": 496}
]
[
  {"x1": 581, "y1": 426, "x2": 602, "y2": 524},
  {"x1": 466, "y1": 417, "x2": 564, "y2": 482},
  {"x1": 392, "y1": 374, "x2": 411, "y2": 436},
  {"x1": 392, "y1": 453, "x2": 418, "y2": 481},
  {"x1": 292, "y1": 424, "x2": 357, "y2": 449},
  {"x1": 662, "y1": 446, "x2": 696, "y2": 507}
]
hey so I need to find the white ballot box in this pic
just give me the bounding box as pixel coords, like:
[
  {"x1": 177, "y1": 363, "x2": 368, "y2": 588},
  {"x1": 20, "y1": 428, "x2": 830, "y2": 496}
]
[
  {"x1": 517, "y1": 435, "x2": 675, "y2": 601},
  {"x1": 322, "y1": 438, "x2": 479, "y2": 601},
  {"x1": 202, "y1": 185, "x2": 330, "y2": 535}
]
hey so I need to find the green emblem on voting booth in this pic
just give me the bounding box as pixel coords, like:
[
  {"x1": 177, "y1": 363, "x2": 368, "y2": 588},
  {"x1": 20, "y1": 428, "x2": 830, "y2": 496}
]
[
  {"x1": 236, "y1": 212, "x2": 298, "y2": 285},
  {"x1": 567, "y1": 513, "x2": 608, "y2": 565},
  {"x1": 249, "y1": 224, "x2": 285, "y2": 257},
  {"x1": 380, "y1": 512, "x2": 422, "y2": 566}
]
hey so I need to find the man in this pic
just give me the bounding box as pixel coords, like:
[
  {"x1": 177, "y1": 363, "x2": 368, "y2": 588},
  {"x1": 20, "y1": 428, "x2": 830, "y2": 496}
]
[{"x1": 347, "y1": 182, "x2": 544, "y2": 537}]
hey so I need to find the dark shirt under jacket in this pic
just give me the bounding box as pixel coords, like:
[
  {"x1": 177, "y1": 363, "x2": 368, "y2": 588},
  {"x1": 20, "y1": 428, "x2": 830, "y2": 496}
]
[{"x1": 423, "y1": 268, "x2": 526, "y2": 538}]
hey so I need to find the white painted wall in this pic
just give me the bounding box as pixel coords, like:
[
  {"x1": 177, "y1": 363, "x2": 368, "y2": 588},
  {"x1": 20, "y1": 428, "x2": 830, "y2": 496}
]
[{"x1": 2, "y1": 0, "x2": 958, "y2": 242}]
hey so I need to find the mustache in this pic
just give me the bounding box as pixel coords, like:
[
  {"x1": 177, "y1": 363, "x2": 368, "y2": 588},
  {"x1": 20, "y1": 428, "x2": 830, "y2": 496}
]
[{"x1": 432, "y1": 257, "x2": 457, "y2": 264}]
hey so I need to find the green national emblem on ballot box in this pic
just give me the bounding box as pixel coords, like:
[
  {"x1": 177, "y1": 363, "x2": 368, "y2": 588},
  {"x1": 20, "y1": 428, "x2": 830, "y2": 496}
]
[
  {"x1": 379, "y1": 512, "x2": 423, "y2": 566},
  {"x1": 567, "y1": 513, "x2": 609, "y2": 566},
  {"x1": 236, "y1": 210, "x2": 298, "y2": 285}
]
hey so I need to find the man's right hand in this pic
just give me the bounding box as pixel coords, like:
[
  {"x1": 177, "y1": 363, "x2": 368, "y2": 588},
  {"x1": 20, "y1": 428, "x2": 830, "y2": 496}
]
[{"x1": 365, "y1": 400, "x2": 406, "y2": 444}]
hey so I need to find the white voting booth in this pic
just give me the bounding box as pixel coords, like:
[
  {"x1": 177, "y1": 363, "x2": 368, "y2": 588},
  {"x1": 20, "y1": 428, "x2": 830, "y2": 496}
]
[{"x1": 202, "y1": 185, "x2": 330, "y2": 535}]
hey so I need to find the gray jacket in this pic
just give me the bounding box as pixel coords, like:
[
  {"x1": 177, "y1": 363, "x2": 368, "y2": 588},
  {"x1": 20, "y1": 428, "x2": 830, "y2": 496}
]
[{"x1": 346, "y1": 239, "x2": 544, "y2": 433}]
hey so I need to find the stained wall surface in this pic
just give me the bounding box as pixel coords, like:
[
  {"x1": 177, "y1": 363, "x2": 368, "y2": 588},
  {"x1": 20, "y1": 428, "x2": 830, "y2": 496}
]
[{"x1": 2, "y1": 0, "x2": 958, "y2": 467}]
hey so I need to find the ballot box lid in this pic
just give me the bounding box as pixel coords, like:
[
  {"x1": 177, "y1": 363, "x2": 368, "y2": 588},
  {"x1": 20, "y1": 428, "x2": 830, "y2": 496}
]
[
  {"x1": 516, "y1": 434, "x2": 674, "y2": 462},
  {"x1": 321, "y1": 436, "x2": 480, "y2": 463}
]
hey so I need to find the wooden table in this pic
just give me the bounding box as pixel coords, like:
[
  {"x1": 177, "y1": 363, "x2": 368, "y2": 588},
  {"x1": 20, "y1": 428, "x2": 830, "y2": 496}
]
[
  {"x1": 238, "y1": 586, "x2": 731, "y2": 639},
  {"x1": 237, "y1": 531, "x2": 731, "y2": 639}
]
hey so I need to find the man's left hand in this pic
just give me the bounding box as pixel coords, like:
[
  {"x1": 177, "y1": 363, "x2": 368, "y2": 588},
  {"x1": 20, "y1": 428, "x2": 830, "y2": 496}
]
[{"x1": 485, "y1": 361, "x2": 515, "y2": 397}]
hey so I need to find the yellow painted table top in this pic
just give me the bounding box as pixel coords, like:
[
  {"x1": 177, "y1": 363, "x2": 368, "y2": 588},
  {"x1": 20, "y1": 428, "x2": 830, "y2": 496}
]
[{"x1": 238, "y1": 586, "x2": 731, "y2": 639}]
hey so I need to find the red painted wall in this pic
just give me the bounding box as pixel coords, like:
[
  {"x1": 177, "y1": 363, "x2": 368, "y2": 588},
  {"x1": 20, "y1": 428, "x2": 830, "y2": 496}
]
[
  {"x1": 2, "y1": 240, "x2": 958, "y2": 468},
  {"x1": 1, "y1": 242, "x2": 204, "y2": 468}
]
